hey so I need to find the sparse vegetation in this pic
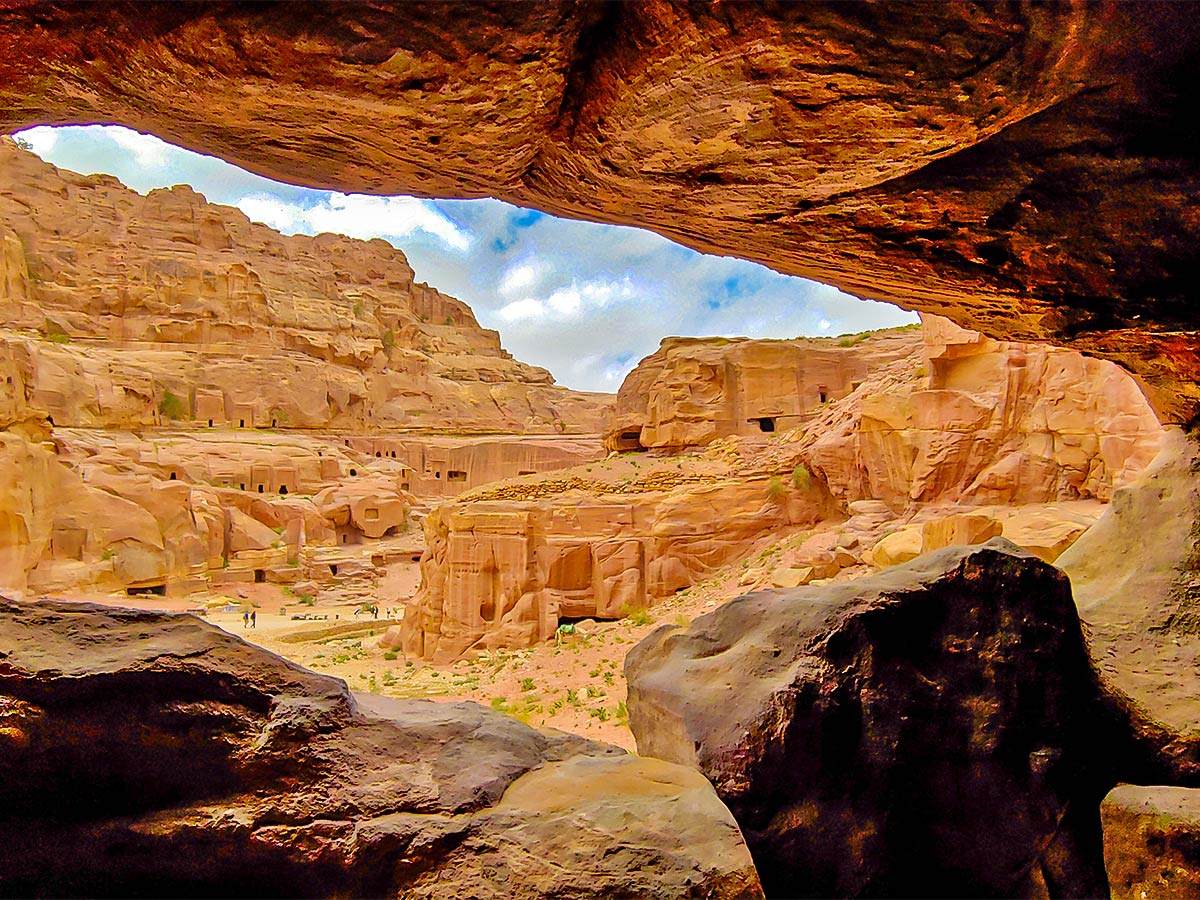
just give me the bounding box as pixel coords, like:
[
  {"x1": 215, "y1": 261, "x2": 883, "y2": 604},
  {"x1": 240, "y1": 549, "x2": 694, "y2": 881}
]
[
  {"x1": 620, "y1": 604, "x2": 653, "y2": 626},
  {"x1": 384, "y1": 650, "x2": 398, "y2": 660},
  {"x1": 520, "y1": 677, "x2": 536, "y2": 692},
  {"x1": 792, "y1": 464, "x2": 811, "y2": 490},
  {"x1": 767, "y1": 475, "x2": 787, "y2": 498},
  {"x1": 380, "y1": 328, "x2": 395, "y2": 351},
  {"x1": 158, "y1": 389, "x2": 188, "y2": 420}
]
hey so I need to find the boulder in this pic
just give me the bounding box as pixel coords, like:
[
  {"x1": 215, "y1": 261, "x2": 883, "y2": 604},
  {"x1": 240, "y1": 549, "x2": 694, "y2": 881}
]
[
  {"x1": 626, "y1": 540, "x2": 1131, "y2": 898},
  {"x1": 1102, "y1": 784, "x2": 1200, "y2": 900},
  {"x1": 865, "y1": 525, "x2": 924, "y2": 568},
  {"x1": 0, "y1": 597, "x2": 762, "y2": 899},
  {"x1": 1058, "y1": 427, "x2": 1200, "y2": 778}
]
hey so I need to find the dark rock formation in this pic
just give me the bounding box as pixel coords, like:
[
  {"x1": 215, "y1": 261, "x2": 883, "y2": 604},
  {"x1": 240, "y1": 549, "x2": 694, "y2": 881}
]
[
  {"x1": 1101, "y1": 784, "x2": 1200, "y2": 900},
  {"x1": 625, "y1": 539, "x2": 1148, "y2": 898},
  {"x1": 0, "y1": 598, "x2": 762, "y2": 899},
  {"x1": 1, "y1": 3, "x2": 1199, "y2": 420}
]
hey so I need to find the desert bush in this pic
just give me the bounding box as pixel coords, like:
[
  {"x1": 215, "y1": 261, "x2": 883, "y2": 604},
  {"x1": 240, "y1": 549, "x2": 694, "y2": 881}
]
[
  {"x1": 158, "y1": 389, "x2": 188, "y2": 420},
  {"x1": 792, "y1": 465, "x2": 811, "y2": 490}
]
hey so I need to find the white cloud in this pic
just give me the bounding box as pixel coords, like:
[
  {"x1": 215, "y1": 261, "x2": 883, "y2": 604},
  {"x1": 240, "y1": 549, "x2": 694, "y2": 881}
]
[
  {"x1": 498, "y1": 260, "x2": 544, "y2": 296},
  {"x1": 236, "y1": 192, "x2": 472, "y2": 252},
  {"x1": 497, "y1": 298, "x2": 547, "y2": 322},
  {"x1": 106, "y1": 126, "x2": 171, "y2": 168}
]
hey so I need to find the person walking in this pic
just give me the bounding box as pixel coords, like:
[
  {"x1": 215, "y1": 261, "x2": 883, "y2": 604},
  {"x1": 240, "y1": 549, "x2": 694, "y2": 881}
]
[
  {"x1": 243, "y1": 610, "x2": 249, "y2": 629},
  {"x1": 251, "y1": 610, "x2": 257, "y2": 628}
]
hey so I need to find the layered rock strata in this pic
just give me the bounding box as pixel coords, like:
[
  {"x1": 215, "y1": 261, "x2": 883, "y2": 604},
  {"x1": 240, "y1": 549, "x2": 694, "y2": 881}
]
[
  {"x1": 2, "y1": 4, "x2": 1198, "y2": 420},
  {"x1": 0, "y1": 139, "x2": 609, "y2": 434},
  {"x1": 624, "y1": 540, "x2": 1161, "y2": 898},
  {"x1": 798, "y1": 314, "x2": 1164, "y2": 509},
  {"x1": 404, "y1": 317, "x2": 1164, "y2": 659},
  {"x1": 603, "y1": 328, "x2": 920, "y2": 453},
  {"x1": 0, "y1": 597, "x2": 763, "y2": 899},
  {"x1": 399, "y1": 466, "x2": 836, "y2": 663}
]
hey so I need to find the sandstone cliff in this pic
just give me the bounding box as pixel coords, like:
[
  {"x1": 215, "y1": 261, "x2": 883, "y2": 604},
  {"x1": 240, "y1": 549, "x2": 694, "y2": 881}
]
[
  {"x1": 0, "y1": 138, "x2": 609, "y2": 434},
  {"x1": 0, "y1": 138, "x2": 611, "y2": 595},
  {"x1": 603, "y1": 328, "x2": 921, "y2": 453},
  {"x1": 404, "y1": 317, "x2": 1165, "y2": 660}
]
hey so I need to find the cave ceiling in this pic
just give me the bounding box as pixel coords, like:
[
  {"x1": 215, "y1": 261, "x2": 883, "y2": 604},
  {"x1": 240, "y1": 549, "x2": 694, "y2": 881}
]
[{"x1": 3, "y1": 1, "x2": 1199, "y2": 421}]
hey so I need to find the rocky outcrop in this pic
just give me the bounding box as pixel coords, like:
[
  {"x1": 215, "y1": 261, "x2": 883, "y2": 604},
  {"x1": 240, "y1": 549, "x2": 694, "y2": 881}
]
[
  {"x1": 0, "y1": 139, "x2": 609, "y2": 435},
  {"x1": 400, "y1": 465, "x2": 835, "y2": 663},
  {"x1": 625, "y1": 540, "x2": 1142, "y2": 898},
  {"x1": 2, "y1": 5, "x2": 1198, "y2": 420},
  {"x1": 1102, "y1": 784, "x2": 1200, "y2": 900},
  {"x1": 603, "y1": 329, "x2": 920, "y2": 453},
  {"x1": 1058, "y1": 428, "x2": 1200, "y2": 778},
  {"x1": 800, "y1": 315, "x2": 1164, "y2": 509},
  {"x1": 0, "y1": 597, "x2": 763, "y2": 898}
]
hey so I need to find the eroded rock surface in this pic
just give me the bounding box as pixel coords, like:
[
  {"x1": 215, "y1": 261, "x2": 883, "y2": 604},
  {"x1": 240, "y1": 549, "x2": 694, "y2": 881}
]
[
  {"x1": 2, "y1": 4, "x2": 1198, "y2": 419},
  {"x1": 1102, "y1": 784, "x2": 1200, "y2": 900},
  {"x1": 0, "y1": 139, "x2": 609, "y2": 434},
  {"x1": 1059, "y1": 428, "x2": 1200, "y2": 778},
  {"x1": 0, "y1": 597, "x2": 762, "y2": 899},
  {"x1": 625, "y1": 540, "x2": 1141, "y2": 898},
  {"x1": 603, "y1": 329, "x2": 920, "y2": 453}
]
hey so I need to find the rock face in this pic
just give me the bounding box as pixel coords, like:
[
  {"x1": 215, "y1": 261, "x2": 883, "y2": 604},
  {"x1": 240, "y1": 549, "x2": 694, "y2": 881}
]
[
  {"x1": 0, "y1": 597, "x2": 763, "y2": 899},
  {"x1": 1102, "y1": 784, "x2": 1200, "y2": 900},
  {"x1": 2, "y1": 4, "x2": 1198, "y2": 421},
  {"x1": 625, "y1": 540, "x2": 1132, "y2": 898},
  {"x1": 400, "y1": 464, "x2": 835, "y2": 663},
  {"x1": 603, "y1": 329, "x2": 920, "y2": 453},
  {"x1": 800, "y1": 315, "x2": 1164, "y2": 509},
  {"x1": 0, "y1": 139, "x2": 609, "y2": 434},
  {"x1": 1058, "y1": 428, "x2": 1200, "y2": 778}
]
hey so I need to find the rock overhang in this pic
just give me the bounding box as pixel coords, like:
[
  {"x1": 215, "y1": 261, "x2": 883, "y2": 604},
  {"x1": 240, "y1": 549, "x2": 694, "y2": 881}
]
[{"x1": 2, "y1": 2, "x2": 1199, "y2": 420}]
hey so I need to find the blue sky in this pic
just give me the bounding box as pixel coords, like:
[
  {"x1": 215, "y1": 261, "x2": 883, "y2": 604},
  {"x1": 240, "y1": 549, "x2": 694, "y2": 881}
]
[{"x1": 14, "y1": 125, "x2": 916, "y2": 392}]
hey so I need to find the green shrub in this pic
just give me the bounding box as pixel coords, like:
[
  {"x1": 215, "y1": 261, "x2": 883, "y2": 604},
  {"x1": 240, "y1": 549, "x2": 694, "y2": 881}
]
[
  {"x1": 520, "y1": 677, "x2": 536, "y2": 692},
  {"x1": 158, "y1": 389, "x2": 188, "y2": 420},
  {"x1": 620, "y1": 604, "x2": 652, "y2": 626},
  {"x1": 767, "y1": 475, "x2": 787, "y2": 498},
  {"x1": 384, "y1": 650, "x2": 398, "y2": 660},
  {"x1": 792, "y1": 465, "x2": 811, "y2": 490},
  {"x1": 380, "y1": 328, "x2": 395, "y2": 351}
]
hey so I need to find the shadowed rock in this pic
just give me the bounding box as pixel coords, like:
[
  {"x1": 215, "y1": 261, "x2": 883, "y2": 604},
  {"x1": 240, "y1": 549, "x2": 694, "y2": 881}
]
[
  {"x1": 3, "y1": 4, "x2": 1200, "y2": 420},
  {"x1": 0, "y1": 597, "x2": 762, "y2": 899},
  {"x1": 626, "y1": 539, "x2": 1158, "y2": 898}
]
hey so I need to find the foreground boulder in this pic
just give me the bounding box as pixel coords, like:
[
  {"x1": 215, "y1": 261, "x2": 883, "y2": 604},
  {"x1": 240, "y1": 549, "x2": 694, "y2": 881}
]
[
  {"x1": 1058, "y1": 427, "x2": 1200, "y2": 779},
  {"x1": 626, "y1": 539, "x2": 1131, "y2": 898},
  {"x1": 0, "y1": 598, "x2": 762, "y2": 899},
  {"x1": 1101, "y1": 784, "x2": 1200, "y2": 900}
]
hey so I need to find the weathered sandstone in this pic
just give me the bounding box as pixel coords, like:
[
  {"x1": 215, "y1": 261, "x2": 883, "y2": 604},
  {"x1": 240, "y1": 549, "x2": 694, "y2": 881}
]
[
  {"x1": 0, "y1": 597, "x2": 763, "y2": 898},
  {"x1": 1102, "y1": 784, "x2": 1200, "y2": 900},
  {"x1": 800, "y1": 314, "x2": 1164, "y2": 509},
  {"x1": 604, "y1": 328, "x2": 920, "y2": 453},
  {"x1": 625, "y1": 540, "x2": 1150, "y2": 898},
  {"x1": 399, "y1": 467, "x2": 836, "y2": 664},
  {"x1": 1, "y1": 4, "x2": 1197, "y2": 420},
  {"x1": 0, "y1": 139, "x2": 609, "y2": 435},
  {"x1": 1058, "y1": 428, "x2": 1200, "y2": 778}
]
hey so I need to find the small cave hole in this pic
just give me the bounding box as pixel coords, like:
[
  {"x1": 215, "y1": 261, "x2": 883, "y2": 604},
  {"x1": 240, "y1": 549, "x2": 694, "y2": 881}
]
[
  {"x1": 279, "y1": 485, "x2": 288, "y2": 495},
  {"x1": 169, "y1": 472, "x2": 177, "y2": 480},
  {"x1": 239, "y1": 419, "x2": 245, "y2": 428},
  {"x1": 254, "y1": 569, "x2": 265, "y2": 583},
  {"x1": 257, "y1": 484, "x2": 264, "y2": 493},
  {"x1": 349, "y1": 468, "x2": 357, "y2": 477},
  {"x1": 330, "y1": 564, "x2": 339, "y2": 575},
  {"x1": 755, "y1": 417, "x2": 776, "y2": 433},
  {"x1": 126, "y1": 584, "x2": 166, "y2": 596}
]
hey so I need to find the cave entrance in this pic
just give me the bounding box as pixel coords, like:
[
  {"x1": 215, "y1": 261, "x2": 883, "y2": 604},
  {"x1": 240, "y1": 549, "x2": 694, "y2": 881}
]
[
  {"x1": 613, "y1": 430, "x2": 645, "y2": 452},
  {"x1": 254, "y1": 569, "x2": 265, "y2": 583},
  {"x1": 126, "y1": 584, "x2": 166, "y2": 596},
  {"x1": 754, "y1": 417, "x2": 776, "y2": 433}
]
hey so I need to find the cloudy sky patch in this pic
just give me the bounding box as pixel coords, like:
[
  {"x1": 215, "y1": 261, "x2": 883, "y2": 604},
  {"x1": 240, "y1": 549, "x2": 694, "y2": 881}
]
[{"x1": 13, "y1": 124, "x2": 916, "y2": 391}]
